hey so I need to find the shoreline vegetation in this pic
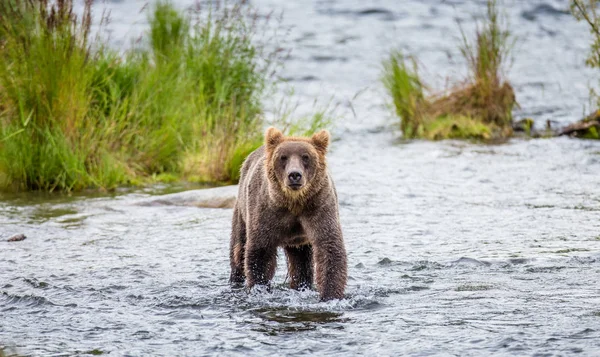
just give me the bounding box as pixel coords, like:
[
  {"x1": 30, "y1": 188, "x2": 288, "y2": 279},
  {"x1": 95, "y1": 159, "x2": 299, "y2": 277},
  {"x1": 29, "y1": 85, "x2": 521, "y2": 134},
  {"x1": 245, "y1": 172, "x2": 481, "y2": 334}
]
[
  {"x1": 383, "y1": 0, "x2": 600, "y2": 142},
  {"x1": 0, "y1": 0, "x2": 325, "y2": 192}
]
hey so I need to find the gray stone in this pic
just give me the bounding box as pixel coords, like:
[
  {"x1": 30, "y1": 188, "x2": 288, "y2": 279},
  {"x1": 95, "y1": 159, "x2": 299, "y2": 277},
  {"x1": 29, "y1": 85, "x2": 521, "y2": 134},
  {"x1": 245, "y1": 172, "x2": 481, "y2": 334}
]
[
  {"x1": 137, "y1": 185, "x2": 238, "y2": 209},
  {"x1": 7, "y1": 233, "x2": 26, "y2": 242}
]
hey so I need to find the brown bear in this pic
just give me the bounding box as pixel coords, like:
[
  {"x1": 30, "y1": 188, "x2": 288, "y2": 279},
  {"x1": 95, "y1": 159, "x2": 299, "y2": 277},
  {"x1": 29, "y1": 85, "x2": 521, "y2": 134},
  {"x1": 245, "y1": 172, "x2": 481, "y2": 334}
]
[{"x1": 229, "y1": 127, "x2": 347, "y2": 301}]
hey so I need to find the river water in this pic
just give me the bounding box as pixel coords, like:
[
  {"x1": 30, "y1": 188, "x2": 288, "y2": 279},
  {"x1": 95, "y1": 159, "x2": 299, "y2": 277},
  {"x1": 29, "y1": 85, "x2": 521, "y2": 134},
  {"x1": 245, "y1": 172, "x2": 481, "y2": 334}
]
[{"x1": 2, "y1": 0, "x2": 600, "y2": 356}]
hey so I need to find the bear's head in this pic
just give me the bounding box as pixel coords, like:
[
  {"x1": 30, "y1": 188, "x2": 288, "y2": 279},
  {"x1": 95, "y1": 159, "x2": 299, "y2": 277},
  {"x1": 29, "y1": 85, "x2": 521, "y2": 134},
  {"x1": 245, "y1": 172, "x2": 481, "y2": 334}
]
[{"x1": 264, "y1": 127, "x2": 330, "y2": 202}]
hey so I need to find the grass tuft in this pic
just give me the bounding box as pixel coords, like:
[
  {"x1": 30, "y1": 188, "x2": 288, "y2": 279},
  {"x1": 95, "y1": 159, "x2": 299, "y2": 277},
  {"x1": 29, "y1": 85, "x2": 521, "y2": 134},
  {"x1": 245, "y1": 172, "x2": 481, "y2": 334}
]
[{"x1": 382, "y1": 0, "x2": 516, "y2": 141}]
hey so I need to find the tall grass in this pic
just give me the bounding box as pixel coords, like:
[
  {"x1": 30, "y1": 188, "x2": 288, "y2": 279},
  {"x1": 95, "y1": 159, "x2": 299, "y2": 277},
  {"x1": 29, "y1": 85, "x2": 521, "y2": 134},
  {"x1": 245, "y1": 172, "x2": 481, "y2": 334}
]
[
  {"x1": 457, "y1": 0, "x2": 515, "y2": 129},
  {"x1": 0, "y1": 0, "x2": 282, "y2": 191},
  {"x1": 570, "y1": 0, "x2": 600, "y2": 140},
  {"x1": 571, "y1": 0, "x2": 600, "y2": 70},
  {"x1": 382, "y1": 52, "x2": 426, "y2": 139},
  {"x1": 382, "y1": 0, "x2": 516, "y2": 140},
  {"x1": 0, "y1": 0, "x2": 108, "y2": 190}
]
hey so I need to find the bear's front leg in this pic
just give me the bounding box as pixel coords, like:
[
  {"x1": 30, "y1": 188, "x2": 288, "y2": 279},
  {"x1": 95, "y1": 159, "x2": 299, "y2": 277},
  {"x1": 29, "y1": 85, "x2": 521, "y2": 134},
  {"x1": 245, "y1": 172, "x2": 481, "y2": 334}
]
[
  {"x1": 229, "y1": 206, "x2": 246, "y2": 286},
  {"x1": 244, "y1": 235, "x2": 278, "y2": 290},
  {"x1": 303, "y1": 215, "x2": 347, "y2": 301}
]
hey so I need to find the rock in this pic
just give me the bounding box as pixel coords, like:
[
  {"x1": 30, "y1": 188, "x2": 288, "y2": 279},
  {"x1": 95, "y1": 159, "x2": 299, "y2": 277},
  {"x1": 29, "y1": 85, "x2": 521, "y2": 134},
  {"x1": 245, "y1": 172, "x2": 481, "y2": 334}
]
[
  {"x1": 377, "y1": 257, "x2": 393, "y2": 266},
  {"x1": 7, "y1": 233, "x2": 26, "y2": 242},
  {"x1": 137, "y1": 185, "x2": 238, "y2": 209}
]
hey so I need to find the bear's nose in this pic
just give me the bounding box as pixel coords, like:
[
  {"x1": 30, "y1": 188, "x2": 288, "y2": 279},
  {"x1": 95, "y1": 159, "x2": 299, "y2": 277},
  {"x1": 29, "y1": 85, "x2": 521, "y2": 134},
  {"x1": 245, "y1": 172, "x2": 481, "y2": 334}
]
[{"x1": 288, "y1": 171, "x2": 302, "y2": 183}]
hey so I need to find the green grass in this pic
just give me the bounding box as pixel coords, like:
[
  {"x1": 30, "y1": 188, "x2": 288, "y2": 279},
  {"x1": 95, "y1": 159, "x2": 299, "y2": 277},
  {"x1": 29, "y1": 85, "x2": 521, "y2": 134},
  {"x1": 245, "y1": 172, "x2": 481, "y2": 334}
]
[
  {"x1": 0, "y1": 0, "x2": 322, "y2": 191},
  {"x1": 581, "y1": 125, "x2": 600, "y2": 139},
  {"x1": 382, "y1": 52, "x2": 426, "y2": 139},
  {"x1": 382, "y1": 0, "x2": 516, "y2": 140},
  {"x1": 424, "y1": 115, "x2": 492, "y2": 141}
]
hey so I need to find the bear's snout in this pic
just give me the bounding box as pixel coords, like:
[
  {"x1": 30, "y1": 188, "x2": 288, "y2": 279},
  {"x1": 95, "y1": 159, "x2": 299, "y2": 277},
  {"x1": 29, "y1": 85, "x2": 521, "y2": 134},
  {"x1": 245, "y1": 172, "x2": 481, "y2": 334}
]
[
  {"x1": 283, "y1": 155, "x2": 305, "y2": 190},
  {"x1": 288, "y1": 171, "x2": 303, "y2": 187}
]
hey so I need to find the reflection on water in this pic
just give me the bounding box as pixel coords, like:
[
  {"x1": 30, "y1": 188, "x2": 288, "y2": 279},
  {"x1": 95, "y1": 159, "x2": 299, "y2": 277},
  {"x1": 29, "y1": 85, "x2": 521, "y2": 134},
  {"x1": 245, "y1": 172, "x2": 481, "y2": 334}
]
[
  {"x1": 251, "y1": 308, "x2": 349, "y2": 335},
  {"x1": 2, "y1": 0, "x2": 600, "y2": 355}
]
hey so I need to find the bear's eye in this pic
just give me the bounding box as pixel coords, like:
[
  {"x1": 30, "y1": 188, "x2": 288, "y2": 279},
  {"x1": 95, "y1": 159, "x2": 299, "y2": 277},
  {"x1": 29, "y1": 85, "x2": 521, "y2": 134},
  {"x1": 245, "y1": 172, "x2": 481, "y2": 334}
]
[
  {"x1": 301, "y1": 154, "x2": 310, "y2": 163},
  {"x1": 280, "y1": 155, "x2": 288, "y2": 162}
]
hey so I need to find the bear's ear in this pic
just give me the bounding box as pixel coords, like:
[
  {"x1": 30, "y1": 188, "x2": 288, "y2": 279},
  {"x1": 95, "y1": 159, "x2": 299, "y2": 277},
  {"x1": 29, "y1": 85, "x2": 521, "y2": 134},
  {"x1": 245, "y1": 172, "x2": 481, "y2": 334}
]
[
  {"x1": 265, "y1": 127, "x2": 284, "y2": 152},
  {"x1": 311, "y1": 129, "x2": 330, "y2": 155}
]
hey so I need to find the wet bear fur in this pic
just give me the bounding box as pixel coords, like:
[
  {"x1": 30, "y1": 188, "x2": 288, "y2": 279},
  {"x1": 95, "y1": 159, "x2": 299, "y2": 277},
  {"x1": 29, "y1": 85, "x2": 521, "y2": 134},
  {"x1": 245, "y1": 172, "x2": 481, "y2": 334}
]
[{"x1": 229, "y1": 127, "x2": 347, "y2": 301}]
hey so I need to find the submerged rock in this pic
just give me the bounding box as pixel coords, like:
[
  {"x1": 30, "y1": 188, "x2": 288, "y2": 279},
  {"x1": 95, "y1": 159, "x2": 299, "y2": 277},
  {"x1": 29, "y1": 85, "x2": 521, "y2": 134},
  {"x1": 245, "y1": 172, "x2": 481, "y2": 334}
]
[
  {"x1": 377, "y1": 257, "x2": 393, "y2": 266},
  {"x1": 7, "y1": 233, "x2": 26, "y2": 242},
  {"x1": 138, "y1": 185, "x2": 238, "y2": 209},
  {"x1": 451, "y1": 257, "x2": 491, "y2": 267}
]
